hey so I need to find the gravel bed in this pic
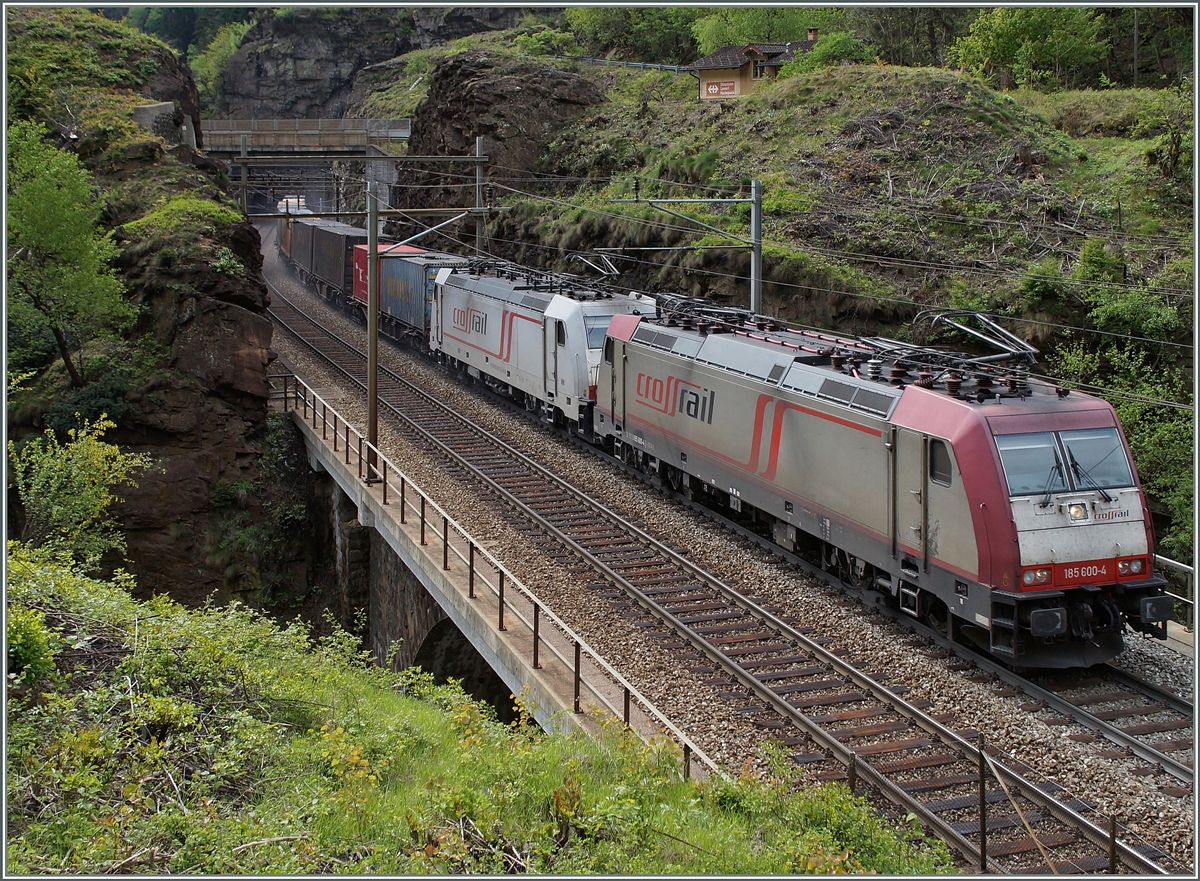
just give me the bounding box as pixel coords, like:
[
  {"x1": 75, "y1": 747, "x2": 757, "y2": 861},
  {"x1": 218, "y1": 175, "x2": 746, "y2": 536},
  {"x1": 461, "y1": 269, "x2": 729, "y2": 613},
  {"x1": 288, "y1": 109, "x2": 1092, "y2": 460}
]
[{"x1": 260, "y1": 232, "x2": 1195, "y2": 869}]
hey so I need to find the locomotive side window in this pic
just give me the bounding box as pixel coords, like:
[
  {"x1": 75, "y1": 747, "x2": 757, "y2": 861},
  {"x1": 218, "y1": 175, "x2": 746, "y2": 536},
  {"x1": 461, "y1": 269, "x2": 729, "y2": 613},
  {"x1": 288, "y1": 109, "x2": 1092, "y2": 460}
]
[
  {"x1": 556, "y1": 321, "x2": 566, "y2": 346},
  {"x1": 929, "y1": 439, "x2": 952, "y2": 486},
  {"x1": 603, "y1": 338, "x2": 614, "y2": 364},
  {"x1": 1060, "y1": 428, "x2": 1134, "y2": 489},
  {"x1": 995, "y1": 432, "x2": 1067, "y2": 496}
]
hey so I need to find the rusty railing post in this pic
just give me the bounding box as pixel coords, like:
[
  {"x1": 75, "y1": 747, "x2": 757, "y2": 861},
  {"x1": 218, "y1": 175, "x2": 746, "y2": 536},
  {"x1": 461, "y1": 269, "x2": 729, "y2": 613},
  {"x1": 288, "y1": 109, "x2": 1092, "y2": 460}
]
[
  {"x1": 420, "y1": 495, "x2": 426, "y2": 544},
  {"x1": 978, "y1": 733, "x2": 988, "y2": 873},
  {"x1": 400, "y1": 477, "x2": 406, "y2": 523},
  {"x1": 847, "y1": 753, "x2": 857, "y2": 793},
  {"x1": 321, "y1": 402, "x2": 327, "y2": 439},
  {"x1": 532, "y1": 604, "x2": 541, "y2": 668},
  {"x1": 1108, "y1": 816, "x2": 1117, "y2": 875},
  {"x1": 381, "y1": 460, "x2": 388, "y2": 504},
  {"x1": 573, "y1": 641, "x2": 581, "y2": 713},
  {"x1": 498, "y1": 572, "x2": 506, "y2": 631},
  {"x1": 623, "y1": 687, "x2": 630, "y2": 728},
  {"x1": 468, "y1": 542, "x2": 475, "y2": 597},
  {"x1": 344, "y1": 424, "x2": 350, "y2": 464},
  {"x1": 332, "y1": 415, "x2": 338, "y2": 452},
  {"x1": 683, "y1": 744, "x2": 691, "y2": 779},
  {"x1": 442, "y1": 517, "x2": 449, "y2": 570},
  {"x1": 357, "y1": 438, "x2": 363, "y2": 479}
]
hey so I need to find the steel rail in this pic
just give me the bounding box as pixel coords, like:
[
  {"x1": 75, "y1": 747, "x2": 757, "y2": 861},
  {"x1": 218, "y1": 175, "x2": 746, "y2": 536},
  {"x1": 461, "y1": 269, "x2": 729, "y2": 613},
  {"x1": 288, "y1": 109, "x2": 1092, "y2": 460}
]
[{"x1": 645, "y1": 468, "x2": 1196, "y2": 790}]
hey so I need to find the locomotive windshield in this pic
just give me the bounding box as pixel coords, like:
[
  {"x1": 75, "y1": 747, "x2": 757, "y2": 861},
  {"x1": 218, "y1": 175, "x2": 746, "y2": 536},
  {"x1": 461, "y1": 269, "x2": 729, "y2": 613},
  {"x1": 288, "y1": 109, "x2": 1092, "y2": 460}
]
[
  {"x1": 995, "y1": 428, "x2": 1133, "y2": 497},
  {"x1": 584, "y1": 314, "x2": 614, "y2": 349}
]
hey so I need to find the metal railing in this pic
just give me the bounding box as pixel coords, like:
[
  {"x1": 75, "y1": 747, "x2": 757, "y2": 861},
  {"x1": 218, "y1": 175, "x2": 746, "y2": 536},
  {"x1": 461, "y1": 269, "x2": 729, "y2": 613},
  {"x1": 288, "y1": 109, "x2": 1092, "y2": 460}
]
[
  {"x1": 1157, "y1": 554, "x2": 1194, "y2": 630},
  {"x1": 273, "y1": 372, "x2": 722, "y2": 779},
  {"x1": 203, "y1": 118, "x2": 411, "y2": 137},
  {"x1": 547, "y1": 54, "x2": 689, "y2": 74}
]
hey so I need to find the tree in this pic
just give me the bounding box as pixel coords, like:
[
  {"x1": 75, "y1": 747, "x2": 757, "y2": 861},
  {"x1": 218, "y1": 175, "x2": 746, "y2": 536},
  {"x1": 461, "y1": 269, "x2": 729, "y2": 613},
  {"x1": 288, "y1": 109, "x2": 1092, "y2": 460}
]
[
  {"x1": 189, "y1": 19, "x2": 254, "y2": 114},
  {"x1": 6, "y1": 121, "x2": 133, "y2": 387},
  {"x1": 565, "y1": 7, "x2": 704, "y2": 64},
  {"x1": 7, "y1": 416, "x2": 152, "y2": 567},
  {"x1": 692, "y1": 8, "x2": 846, "y2": 56},
  {"x1": 949, "y1": 7, "x2": 1108, "y2": 90},
  {"x1": 779, "y1": 32, "x2": 876, "y2": 76},
  {"x1": 126, "y1": 7, "x2": 256, "y2": 57},
  {"x1": 846, "y1": 7, "x2": 976, "y2": 67}
]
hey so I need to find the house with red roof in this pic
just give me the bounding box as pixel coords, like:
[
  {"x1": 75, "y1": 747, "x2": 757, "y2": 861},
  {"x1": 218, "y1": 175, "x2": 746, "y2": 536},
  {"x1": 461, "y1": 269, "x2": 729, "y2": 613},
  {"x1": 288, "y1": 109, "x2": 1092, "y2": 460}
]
[{"x1": 686, "y1": 29, "x2": 818, "y2": 101}]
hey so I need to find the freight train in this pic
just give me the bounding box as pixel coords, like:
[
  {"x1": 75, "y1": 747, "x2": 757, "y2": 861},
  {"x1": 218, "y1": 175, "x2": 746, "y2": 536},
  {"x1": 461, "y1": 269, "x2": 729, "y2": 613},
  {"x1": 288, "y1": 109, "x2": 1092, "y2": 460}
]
[{"x1": 275, "y1": 215, "x2": 1173, "y2": 668}]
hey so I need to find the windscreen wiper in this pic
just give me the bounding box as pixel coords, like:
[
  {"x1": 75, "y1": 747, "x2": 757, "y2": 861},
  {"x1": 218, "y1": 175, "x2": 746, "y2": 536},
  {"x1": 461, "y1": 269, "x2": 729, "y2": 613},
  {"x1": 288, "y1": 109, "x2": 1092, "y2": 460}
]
[
  {"x1": 1066, "y1": 447, "x2": 1113, "y2": 503},
  {"x1": 1039, "y1": 455, "x2": 1064, "y2": 508}
]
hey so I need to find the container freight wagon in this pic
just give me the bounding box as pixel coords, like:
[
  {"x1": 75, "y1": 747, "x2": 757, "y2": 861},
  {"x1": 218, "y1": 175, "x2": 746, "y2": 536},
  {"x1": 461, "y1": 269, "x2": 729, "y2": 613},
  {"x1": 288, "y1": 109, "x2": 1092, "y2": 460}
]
[
  {"x1": 311, "y1": 220, "x2": 375, "y2": 305},
  {"x1": 287, "y1": 217, "x2": 326, "y2": 281},
  {"x1": 351, "y1": 246, "x2": 469, "y2": 341},
  {"x1": 277, "y1": 216, "x2": 294, "y2": 263}
]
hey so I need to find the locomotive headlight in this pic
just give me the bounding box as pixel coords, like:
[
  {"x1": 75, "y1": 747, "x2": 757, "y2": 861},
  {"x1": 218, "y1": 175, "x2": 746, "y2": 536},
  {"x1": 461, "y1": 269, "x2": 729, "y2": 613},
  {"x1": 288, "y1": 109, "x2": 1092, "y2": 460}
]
[
  {"x1": 1117, "y1": 557, "x2": 1146, "y2": 577},
  {"x1": 1022, "y1": 567, "x2": 1052, "y2": 587},
  {"x1": 1068, "y1": 503, "x2": 1088, "y2": 521}
]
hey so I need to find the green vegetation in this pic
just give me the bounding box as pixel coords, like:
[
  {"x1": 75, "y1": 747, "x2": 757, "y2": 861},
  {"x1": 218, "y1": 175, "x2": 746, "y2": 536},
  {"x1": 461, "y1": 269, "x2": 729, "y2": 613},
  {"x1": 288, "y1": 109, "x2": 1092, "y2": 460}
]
[
  {"x1": 205, "y1": 413, "x2": 313, "y2": 604},
  {"x1": 565, "y1": 7, "x2": 704, "y2": 64},
  {"x1": 188, "y1": 19, "x2": 254, "y2": 114},
  {"x1": 950, "y1": 7, "x2": 1108, "y2": 90},
  {"x1": 779, "y1": 32, "x2": 877, "y2": 75},
  {"x1": 6, "y1": 547, "x2": 953, "y2": 874},
  {"x1": 7, "y1": 417, "x2": 152, "y2": 568},
  {"x1": 124, "y1": 7, "x2": 256, "y2": 57},
  {"x1": 6, "y1": 7, "x2": 171, "y2": 153},
  {"x1": 122, "y1": 195, "x2": 245, "y2": 239},
  {"x1": 7, "y1": 121, "x2": 132, "y2": 387},
  {"x1": 692, "y1": 8, "x2": 847, "y2": 56}
]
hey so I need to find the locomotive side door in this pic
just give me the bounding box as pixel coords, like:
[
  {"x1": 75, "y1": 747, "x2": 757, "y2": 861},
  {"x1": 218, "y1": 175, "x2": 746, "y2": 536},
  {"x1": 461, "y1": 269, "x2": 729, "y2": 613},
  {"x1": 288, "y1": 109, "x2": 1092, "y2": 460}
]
[
  {"x1": 894, "y1": 428, "x2": 928, "y2": 573},
  {"x1": 608, "y1": 338, "x2": 626, "y2": 436},
  {"x1": 543, "y1": 317, "x2": 560, "y2": 403}
]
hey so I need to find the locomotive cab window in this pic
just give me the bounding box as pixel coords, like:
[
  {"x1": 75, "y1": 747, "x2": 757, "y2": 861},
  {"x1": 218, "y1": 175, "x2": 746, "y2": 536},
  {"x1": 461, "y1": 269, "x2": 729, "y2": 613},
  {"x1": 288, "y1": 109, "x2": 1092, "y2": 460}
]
[
  {"x1": 556, "y1": 321, "x2": 566, "y2": 346},
  {"x1": 584, "y1": 314, "x2": 613, "y2": 349},
  {"x1": 603, "y1": 338, "x2": 614, "y2": 364},
  {"x1": 929, "y1": 439, "x2": 952, "y2": 486},
  {"x1": 994, "y1": 428, "x2": 1133, "y2": 498}
]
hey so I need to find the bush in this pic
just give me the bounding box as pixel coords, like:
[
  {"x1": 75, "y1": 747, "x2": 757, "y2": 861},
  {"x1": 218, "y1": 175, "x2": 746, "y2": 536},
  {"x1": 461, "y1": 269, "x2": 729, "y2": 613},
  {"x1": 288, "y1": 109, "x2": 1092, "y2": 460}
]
[
  {"x1": 6, "y1": 605, "x2": 60, "y2": 688},
  {"x1": 4, "y1": 544, "x2": 954, "y2": 875},
  {"x1": 779, "y1": 32, "x2": 875, "y2": 76}
]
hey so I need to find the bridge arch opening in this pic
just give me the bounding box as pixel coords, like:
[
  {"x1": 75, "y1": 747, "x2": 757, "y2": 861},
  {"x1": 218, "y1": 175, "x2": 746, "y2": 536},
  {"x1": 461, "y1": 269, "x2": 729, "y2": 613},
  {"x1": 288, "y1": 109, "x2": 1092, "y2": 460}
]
[{"x1": 409, "y1": 619, "x2": 519, "y2": 724}]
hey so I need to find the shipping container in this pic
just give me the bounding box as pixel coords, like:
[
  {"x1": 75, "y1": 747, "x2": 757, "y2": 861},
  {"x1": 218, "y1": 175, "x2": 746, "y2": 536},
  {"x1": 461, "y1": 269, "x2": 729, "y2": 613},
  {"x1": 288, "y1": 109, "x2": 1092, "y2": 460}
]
[
  {"x1": 352, "y1": 245, "x2": 469, "y2": 338},
  {"x1": 278, "y1": 216, "x2": 293, "y2": 262},
  {"x1": 311, "y1": 220, "x2": 372, "y2": 302},
  {"x1": 289, "y1": 217, "x2": 326, "y2": 277}
]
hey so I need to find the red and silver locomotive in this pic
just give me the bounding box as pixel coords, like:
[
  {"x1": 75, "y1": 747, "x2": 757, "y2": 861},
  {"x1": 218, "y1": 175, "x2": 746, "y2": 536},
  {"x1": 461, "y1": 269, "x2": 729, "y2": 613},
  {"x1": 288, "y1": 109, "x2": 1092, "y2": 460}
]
[{"x1": 594, "y1": 299, "x2": 1172, "y2": 668}]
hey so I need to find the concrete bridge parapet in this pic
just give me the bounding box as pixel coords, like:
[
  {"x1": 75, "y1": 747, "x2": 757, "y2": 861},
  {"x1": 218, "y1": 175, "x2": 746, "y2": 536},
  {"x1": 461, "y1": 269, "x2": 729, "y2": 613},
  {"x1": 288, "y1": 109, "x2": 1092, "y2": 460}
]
[{"x1": 275, "y1": 374, "x2": 718, "y2": 775}]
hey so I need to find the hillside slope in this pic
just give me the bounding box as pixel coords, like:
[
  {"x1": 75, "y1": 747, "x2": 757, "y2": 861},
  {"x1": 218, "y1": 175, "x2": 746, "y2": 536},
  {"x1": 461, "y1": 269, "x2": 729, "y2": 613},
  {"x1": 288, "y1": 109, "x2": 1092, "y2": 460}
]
[{"x1": 374, "y1": 50, "x2": 1194, "y2": 559}]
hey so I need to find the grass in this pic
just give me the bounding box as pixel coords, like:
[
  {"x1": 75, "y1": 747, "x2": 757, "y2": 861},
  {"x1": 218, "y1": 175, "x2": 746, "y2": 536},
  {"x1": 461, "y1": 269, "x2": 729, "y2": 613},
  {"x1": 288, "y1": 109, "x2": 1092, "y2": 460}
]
[{"x1": 6, "y1": 543, "x2": 954, "y2": 874}]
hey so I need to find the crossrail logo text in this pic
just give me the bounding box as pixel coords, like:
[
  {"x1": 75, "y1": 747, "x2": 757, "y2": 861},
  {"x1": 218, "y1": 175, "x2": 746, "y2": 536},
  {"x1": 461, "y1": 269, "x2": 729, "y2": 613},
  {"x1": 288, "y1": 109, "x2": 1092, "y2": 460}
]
[
  {"x1": 452, "y1": 306, "x2": 487, "y2": 335},
  {"x1": 635, "y1": 372, "x2": 715, "y2": 424}
]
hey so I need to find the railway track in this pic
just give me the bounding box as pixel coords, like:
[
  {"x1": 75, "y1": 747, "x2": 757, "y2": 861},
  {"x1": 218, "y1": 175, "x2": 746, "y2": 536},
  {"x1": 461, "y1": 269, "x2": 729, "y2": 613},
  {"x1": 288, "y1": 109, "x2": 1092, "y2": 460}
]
[
  {"x1": 671, "y1": 496, "x2": 1195, "y2": 788},
  {"x1": 267, "y1": 283, "x2": 1185, "y2": 873}
]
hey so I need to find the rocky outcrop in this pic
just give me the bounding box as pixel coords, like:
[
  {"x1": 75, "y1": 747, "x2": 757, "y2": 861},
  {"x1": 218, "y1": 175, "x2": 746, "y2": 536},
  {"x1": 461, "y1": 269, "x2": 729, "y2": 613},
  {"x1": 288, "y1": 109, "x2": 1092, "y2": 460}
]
[
  {"x1": 394, "y1": 52, "x2": 604, "y2": 211},
  {"x1": 137, "y1": 43, "x2": 203, "y2": 148},
  {"x1": 219, "y1": 7, "x2": 527, "y2": 118}
]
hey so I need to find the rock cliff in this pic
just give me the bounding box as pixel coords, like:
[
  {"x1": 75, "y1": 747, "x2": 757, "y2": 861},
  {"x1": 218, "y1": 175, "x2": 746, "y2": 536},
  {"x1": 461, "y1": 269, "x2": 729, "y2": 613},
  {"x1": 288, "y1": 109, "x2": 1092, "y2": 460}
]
[
  {"x1": 392, "y1": 52, "x2": 604, "y2": 215},
  {"x1": 219, "y1": 7, "x2": 526, "y2": 118}
]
